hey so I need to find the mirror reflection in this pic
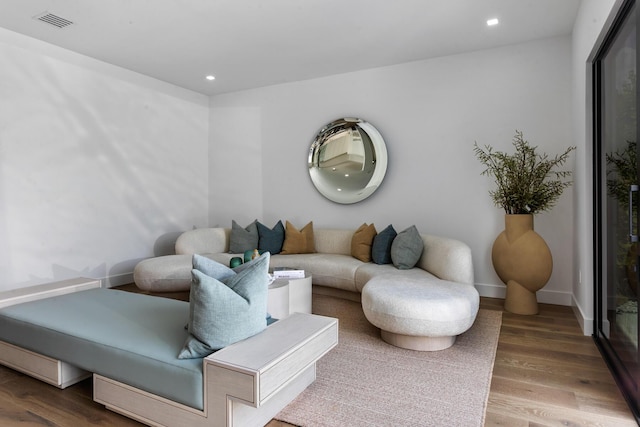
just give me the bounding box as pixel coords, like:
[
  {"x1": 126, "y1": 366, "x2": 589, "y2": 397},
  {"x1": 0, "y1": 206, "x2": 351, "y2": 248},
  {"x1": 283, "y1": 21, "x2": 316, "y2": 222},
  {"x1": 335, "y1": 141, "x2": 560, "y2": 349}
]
[{"x1": 308, "y1": 118, "x2": 387, "y2": 204}]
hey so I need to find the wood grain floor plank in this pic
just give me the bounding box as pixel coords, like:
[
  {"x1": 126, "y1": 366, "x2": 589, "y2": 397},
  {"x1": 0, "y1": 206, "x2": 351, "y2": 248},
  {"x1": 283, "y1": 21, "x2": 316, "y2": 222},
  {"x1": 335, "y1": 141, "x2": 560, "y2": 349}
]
[
  {"x1": 489, "y1": 376, "x2": 579, "y2": 409},
  {"x1": 496, "y1": 341, "x2": 607, "y2": 366},
  {"x1": 492, "y1": 362, "x2": 625, "y2": 398},
  {"x1": 484, "y1": 410, "x2": 530, "y2": 427},
  {"x1": 488, "y1": 393, "x2": 637, "y2": 427},
  {"x1": 493, "y1": 354, "x2": 620, "y2": 385},
  {"x1": 576, "y1": 393, "x2": 638, "y2": 419},
  {"x1": 0, "y1": 406, "x2": 60, "y2": 427},
  {"x1": 498, "y1": 329, "x2": 602, "y2": 356},
  {"x1": 0, "y1": 374, "x2": 140, "y2": 426}
]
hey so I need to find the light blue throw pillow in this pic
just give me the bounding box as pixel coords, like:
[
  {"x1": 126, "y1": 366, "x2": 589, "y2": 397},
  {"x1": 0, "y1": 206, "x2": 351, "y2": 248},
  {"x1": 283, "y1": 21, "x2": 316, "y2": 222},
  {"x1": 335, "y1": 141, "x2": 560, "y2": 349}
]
[
  {"x1": 178, "y1": 253, "x2": 271, "y2": 359},
  {"x1": 390, "y1": 225, "x2": 424, "y2": 269},
  {"x1": 192, "y1": 253, "x2": 260, "y2": 278},
  {"x1": 192, "y1": 254, "x2": 236, "y2": 281},
  {"x1": 229, "y1": 220, "x2": 259, "y2": 253}
]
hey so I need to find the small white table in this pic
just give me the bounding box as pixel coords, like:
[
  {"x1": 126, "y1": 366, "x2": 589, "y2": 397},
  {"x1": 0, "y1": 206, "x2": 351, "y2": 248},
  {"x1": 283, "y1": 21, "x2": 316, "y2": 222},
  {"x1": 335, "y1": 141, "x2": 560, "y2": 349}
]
[{"x1": 268, "y1": 274, "x2": 312, "y2": 319}]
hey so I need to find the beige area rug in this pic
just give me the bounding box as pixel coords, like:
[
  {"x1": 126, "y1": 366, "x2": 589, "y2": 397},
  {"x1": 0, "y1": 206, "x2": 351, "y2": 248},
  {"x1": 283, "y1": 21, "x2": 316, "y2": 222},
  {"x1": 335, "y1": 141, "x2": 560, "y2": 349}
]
[{"x1": 275, "y1": 294, "x2": 502, "y2": 427}]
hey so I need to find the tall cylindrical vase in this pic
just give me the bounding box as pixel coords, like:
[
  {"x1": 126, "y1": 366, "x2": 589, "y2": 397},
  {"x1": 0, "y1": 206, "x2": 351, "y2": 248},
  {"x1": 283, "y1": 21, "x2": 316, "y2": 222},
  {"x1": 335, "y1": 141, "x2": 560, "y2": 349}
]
[{"x1": 491, "y1": 214, "x2": 553, "y2": 315}]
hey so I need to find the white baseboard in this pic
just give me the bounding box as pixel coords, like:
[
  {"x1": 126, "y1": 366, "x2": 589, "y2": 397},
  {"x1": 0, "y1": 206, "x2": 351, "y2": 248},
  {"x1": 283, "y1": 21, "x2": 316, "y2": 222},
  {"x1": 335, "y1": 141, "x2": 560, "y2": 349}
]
[
  {"x1": 101, "y1": 273, "x2": 134, "y2": 289},
  {"x1": 475, "y1": 282, "x2": 573, "y2": 306},
  {"x1": 571, "y1": 295, "x2": 594, "y2": 336},
  {"x1": 475, "y1": 282, "x2": 506, "y2": 299}
]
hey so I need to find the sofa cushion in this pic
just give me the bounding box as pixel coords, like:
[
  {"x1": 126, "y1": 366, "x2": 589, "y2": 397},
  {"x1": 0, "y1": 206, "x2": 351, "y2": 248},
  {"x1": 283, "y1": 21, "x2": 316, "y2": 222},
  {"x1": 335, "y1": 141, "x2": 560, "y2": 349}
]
[
  {"x1": 257, "y1": 220, "x2": 285, "y2": 254},
  {"x1": 355, "y1": 262, "x2": 440, "y2": 292},
  {"x1": 371, "y1": 224, "x2": 397, "y2": 265},
  {"x1": 281, "y1": 221, "x2": 316, "y2": 254},
  {"x1": 391, "y1": 225, "x2": 424, "y2": 269},
  {"x1": 179, "y1": 253, "x2": 270, "y2": 359},
  {"x1": 314, "y1": 228, "x2": 353, "y2": 255},
  {"x1": 351, "y1": 223, "x2": 377, "y2": 262},
  {"x1": 270, "y1": 253, "x2": 361, "y2": 293},
  {"x1": 229, "y1": 220, "x2": 259, "y2": 253}
]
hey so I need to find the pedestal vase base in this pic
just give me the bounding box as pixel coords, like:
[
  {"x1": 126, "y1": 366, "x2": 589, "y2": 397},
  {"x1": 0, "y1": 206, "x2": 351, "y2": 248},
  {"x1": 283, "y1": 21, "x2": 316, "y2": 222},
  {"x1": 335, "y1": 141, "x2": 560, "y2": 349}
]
[{"x1": 504, "y1": 279, "x2": 539, "y2": 315}]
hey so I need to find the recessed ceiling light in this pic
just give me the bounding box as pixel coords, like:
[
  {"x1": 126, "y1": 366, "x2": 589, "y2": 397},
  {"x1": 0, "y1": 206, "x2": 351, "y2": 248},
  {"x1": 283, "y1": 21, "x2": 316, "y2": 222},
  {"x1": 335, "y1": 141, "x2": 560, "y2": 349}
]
[
  {"x1": 205, "y1": 75, "x2": 215, "y2": 81},
  {"x1": 487, "y1": 18, "x2": 499, "y2": 26}
]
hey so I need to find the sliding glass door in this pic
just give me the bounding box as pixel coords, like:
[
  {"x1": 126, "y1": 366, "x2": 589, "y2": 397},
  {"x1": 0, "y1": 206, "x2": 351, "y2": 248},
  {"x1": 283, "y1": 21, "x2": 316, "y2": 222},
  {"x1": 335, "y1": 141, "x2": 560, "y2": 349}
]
[{"x1": 594, "y1": 0, "x2": 640, "y2": 420}]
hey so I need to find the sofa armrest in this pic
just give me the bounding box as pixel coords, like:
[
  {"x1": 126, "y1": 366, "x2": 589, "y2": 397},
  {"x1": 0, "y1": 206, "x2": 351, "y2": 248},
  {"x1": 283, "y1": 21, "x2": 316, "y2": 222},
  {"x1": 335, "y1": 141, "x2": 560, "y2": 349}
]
[
  {"x1": 419, "y1": 235, "x2": 474, "y2": 285},
  {"x1": 204, "y1": 312, "x2": 338, "y2": 426},
  {"x1": 175, "y1": 228, "x2": 230, "y2": 255}
]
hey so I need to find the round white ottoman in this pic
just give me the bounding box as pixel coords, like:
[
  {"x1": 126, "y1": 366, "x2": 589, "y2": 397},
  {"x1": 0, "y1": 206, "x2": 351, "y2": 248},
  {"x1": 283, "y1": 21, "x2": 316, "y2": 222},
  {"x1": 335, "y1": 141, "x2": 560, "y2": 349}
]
[
  {"x1": 133, "y1": 254, "x2": 193, "y2": 292},
  {"x1": 361, "y1": 277, "x2": 479, "y2": 351}
]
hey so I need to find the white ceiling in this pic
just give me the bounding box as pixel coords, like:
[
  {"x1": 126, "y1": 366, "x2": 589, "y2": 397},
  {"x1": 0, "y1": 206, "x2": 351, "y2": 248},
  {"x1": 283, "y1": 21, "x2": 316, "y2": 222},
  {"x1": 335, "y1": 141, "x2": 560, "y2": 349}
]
[{"x1": 0, "y1": 0, "x2": 581, "y2": 96}]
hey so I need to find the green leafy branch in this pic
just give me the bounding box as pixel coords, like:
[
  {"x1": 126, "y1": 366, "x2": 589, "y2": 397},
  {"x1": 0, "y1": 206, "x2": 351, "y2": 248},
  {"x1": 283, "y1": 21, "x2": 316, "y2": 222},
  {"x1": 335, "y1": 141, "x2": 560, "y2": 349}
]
[{"x1": 473, "y1": 130, "x2": 576, "y2": 215}]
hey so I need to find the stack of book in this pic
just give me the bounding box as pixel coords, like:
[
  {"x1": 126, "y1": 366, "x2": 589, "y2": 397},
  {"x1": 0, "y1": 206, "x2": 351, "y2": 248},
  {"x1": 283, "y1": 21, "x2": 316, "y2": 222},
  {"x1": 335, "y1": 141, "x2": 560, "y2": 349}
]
[{"x1": 272, "y1": 267, "x2": 305, "y2": 279}]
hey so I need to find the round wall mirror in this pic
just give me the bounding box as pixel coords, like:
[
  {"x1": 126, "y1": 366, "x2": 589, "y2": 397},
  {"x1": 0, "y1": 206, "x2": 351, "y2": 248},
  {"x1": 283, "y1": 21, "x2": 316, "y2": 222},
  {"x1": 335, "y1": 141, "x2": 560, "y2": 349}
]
[{"x1": 308, "y1": 118, "x2": 388, "y2": 204}]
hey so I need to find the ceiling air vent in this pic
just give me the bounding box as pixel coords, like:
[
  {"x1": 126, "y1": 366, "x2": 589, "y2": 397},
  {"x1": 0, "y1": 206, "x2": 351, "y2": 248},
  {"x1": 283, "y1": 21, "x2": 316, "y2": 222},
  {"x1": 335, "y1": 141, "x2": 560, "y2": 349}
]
[{"x1": 33, "y1": 12, "x2": 74, "y2": 29}]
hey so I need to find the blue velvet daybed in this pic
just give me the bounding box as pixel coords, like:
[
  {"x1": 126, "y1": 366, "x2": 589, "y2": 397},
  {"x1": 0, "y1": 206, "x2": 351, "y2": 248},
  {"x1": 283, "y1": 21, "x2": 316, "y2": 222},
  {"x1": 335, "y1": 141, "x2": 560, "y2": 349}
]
[{"x1": 0, "y1": 278, "x2": 338, "y2": 427}]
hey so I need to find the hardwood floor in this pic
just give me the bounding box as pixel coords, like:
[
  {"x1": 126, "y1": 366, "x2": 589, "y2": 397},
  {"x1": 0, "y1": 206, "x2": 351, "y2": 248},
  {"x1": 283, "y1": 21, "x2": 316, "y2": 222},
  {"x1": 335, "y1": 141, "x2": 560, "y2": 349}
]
[
  {"x1": 480, "y1": 298, "x2": 636, "y2": 427},
  {"x1": 0, "y1": 288, "x2": 636, "y2": 426}
]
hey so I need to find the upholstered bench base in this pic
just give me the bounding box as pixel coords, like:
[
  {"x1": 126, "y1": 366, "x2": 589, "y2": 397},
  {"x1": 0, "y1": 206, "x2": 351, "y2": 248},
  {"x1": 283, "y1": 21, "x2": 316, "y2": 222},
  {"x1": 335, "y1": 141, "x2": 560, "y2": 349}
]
[{"x1": 361, "y1": 276, "x2": 479, "y2": 351}]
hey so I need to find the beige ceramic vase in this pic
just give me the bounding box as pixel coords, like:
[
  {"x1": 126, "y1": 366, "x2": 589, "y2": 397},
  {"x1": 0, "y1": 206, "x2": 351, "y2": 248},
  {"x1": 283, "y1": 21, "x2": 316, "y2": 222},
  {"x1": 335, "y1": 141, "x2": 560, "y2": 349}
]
[{"x1": 491, "y1": 214, "x2": 552, "y2": 315}]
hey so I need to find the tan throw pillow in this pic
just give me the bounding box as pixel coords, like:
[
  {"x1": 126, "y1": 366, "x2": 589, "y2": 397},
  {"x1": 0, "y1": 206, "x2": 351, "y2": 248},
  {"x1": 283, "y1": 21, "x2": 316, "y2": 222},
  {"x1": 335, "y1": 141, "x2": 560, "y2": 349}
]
[
  {"x1": 281, "y1": 221, "x2": 316, "y2": 254},
  {"x1": 351, "y1": 223, "x2": 377, "y2": 262}
]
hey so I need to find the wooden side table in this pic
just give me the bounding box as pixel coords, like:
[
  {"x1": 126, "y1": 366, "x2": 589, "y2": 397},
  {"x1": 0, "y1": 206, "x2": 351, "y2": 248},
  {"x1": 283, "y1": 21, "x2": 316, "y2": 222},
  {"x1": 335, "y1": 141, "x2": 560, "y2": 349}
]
[{"x1": 268, "y1": 274, "x2": 312, "y2": 319}]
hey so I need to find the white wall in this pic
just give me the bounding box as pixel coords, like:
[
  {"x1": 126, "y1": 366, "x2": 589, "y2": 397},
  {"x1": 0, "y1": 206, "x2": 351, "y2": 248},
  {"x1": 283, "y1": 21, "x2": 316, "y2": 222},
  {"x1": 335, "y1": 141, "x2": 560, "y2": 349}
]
[
  {"x1": 3, "y1": 9, "x2": 615, "y2": 320},
  {"x1": 571, "y1": 0, "x2": 620, "y2": 334},
  {"x1": 0, "y1": 28, "x2": 210, "y2": 290},
  {"x1": 209, "y1": 36, "x2": 574, "y2": 304}
]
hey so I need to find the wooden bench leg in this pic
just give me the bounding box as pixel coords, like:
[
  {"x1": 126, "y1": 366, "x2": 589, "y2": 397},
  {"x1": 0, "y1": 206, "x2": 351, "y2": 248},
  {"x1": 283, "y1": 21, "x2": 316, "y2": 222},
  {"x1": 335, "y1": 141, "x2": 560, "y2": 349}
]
[{"x1": 0, "y1": 340, "x2": 90, "y2": 389}]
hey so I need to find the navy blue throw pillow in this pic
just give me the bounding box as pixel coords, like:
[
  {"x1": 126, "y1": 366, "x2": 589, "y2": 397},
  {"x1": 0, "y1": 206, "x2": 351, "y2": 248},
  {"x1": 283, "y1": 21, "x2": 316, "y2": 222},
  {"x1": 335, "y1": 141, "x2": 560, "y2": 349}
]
[
  {"x1": 257, "y1": 220, "x2": 285, "y2": 254},
  {"x1": 371, "y1": 224, "x2": 397, "y2": 264}
]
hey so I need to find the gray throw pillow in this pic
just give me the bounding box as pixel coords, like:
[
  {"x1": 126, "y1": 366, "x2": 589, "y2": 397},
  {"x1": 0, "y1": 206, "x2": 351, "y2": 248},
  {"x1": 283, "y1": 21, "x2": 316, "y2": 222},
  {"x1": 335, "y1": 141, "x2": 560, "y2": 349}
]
[
  {"x1": 390, "y1": 225, "x2": 424, "y2": 269},
  {"x1": 371, "y1": 224, "x2": 397, "y2": 264},
  {"x1": 178, "y1": 253, "x2": 270, "y2": 359},
  {"x1": 229, "y1": 220, "x2": 259, "y2": 253}
]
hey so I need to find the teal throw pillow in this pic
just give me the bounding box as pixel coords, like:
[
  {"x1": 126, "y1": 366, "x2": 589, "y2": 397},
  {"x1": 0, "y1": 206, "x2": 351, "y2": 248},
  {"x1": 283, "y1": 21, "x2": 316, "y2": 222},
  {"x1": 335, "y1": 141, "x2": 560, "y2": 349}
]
[
  {"x1": 390, "y1": 225, "x2": 424, "y2": 269},
  {"x1": 371, "y1": 224, "x2": 397, "y2": 265},
  {"x1": 257, "y1": 220, "x2": 285, "y2": 254},
  {"x1": 229, "y1": 220, "x2": 259, "y2": 253},
  {"x1": 178, "y1": 253, "x2": 271, "y2": 359}
]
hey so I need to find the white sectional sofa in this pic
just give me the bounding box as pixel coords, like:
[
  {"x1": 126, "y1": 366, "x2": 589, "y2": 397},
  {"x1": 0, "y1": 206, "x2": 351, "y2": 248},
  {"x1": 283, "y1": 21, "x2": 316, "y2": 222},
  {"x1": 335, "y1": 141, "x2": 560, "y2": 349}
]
[{"x1": 134, "y1": 227, "x2": 479, "y2": 350}]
